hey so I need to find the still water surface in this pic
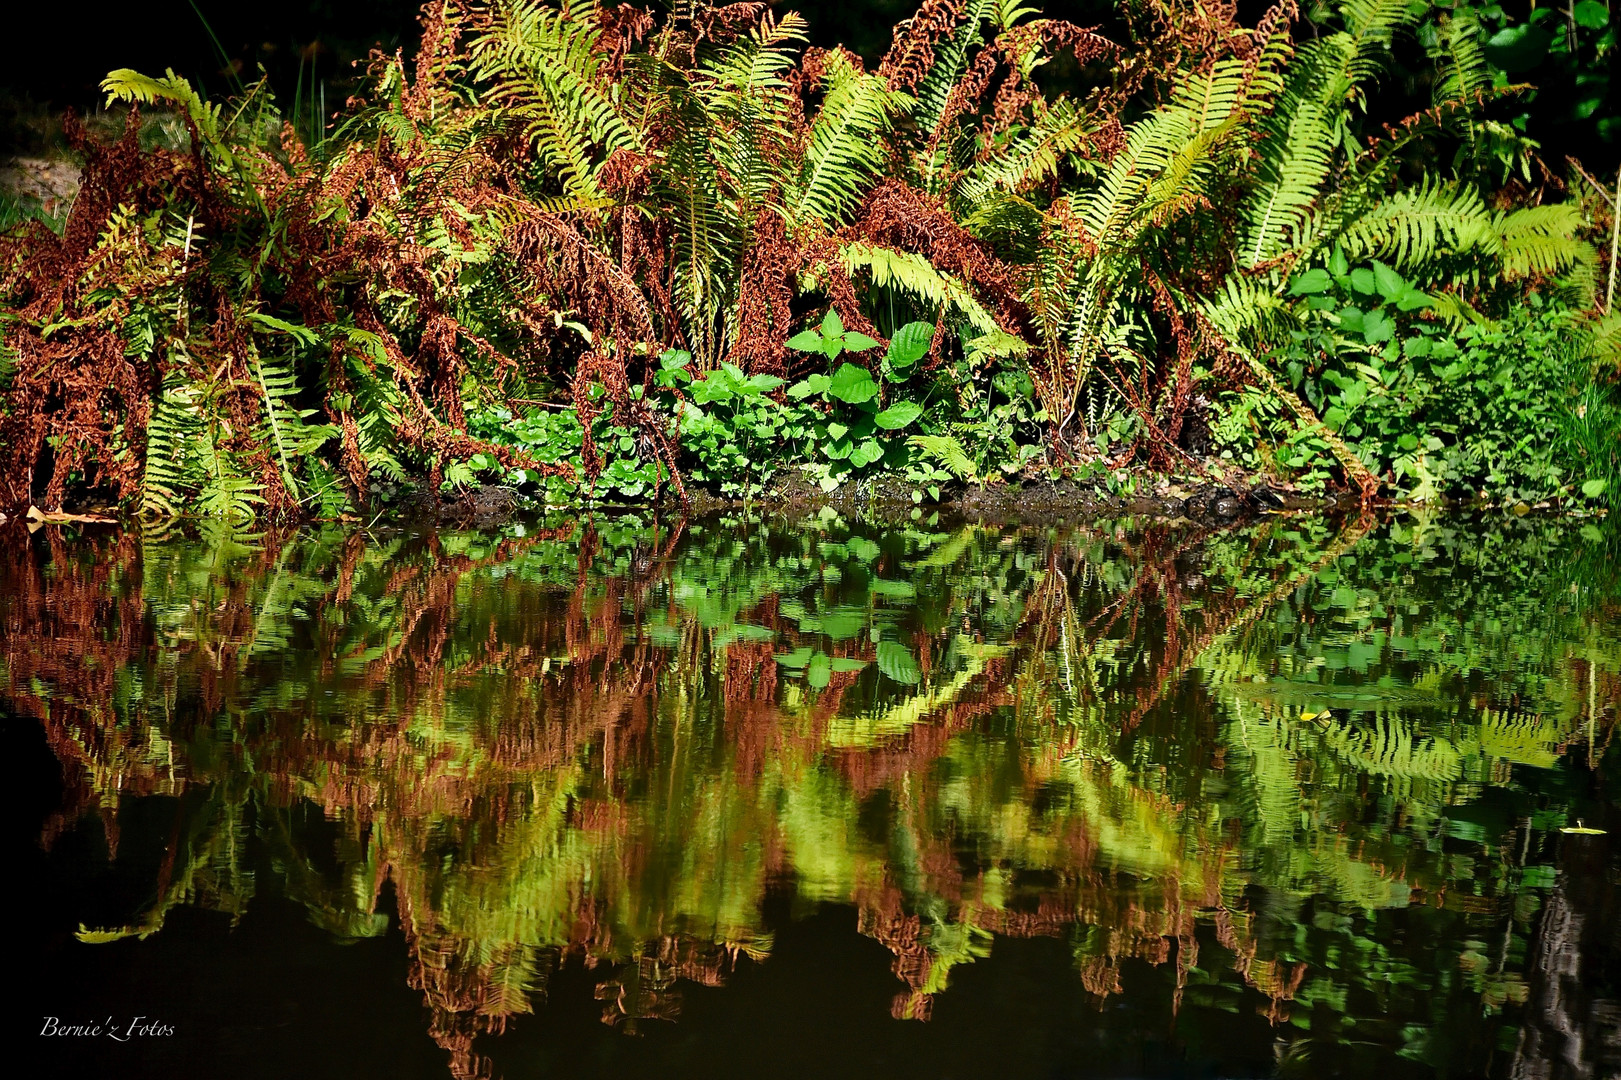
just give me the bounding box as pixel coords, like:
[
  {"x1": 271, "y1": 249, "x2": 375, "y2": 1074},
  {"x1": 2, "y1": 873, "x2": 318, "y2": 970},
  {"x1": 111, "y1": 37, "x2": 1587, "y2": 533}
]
[{"x1": 5, "y1": 512, "x2": 1620, "y2": 1079}]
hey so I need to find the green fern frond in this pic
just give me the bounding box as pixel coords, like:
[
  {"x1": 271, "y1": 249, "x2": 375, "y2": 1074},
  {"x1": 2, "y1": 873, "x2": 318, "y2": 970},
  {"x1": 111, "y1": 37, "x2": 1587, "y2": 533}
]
[
  {"x1": 907, "y1": 434, "x2": 978, "y2": 482},
  {"x1": 840, "y1": 242, "x2": 1002, "y2": 334},
  {"x1": 1330, "y1": 178, "x2": 1491, "y2": 269},
  {"x1": 794, "y1": 51, "x2": 913, "y2": 226},
  {"x1": 1490, "y1": 203, "x2": 1595, "y2": 282}
]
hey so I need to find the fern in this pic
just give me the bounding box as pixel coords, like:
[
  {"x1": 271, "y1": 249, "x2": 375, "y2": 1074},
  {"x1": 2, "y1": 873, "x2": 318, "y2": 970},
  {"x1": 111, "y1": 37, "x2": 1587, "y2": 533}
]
[
  {"x1": 908, "y1": 434, "x2": 979, "y2": 482},
  {"x1": 794, "y1": 51, "x2": 912, "y2": 226},
  {"x1": 841, "y1": 243, "x2": 1002, "y2": 334}
]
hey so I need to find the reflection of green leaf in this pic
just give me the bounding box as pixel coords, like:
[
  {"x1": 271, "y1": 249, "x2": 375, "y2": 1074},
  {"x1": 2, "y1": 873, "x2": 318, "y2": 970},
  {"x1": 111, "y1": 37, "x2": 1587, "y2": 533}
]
[
  {"x1": 846, "y1": 537, "x2": 880, "y2": 563},
  {"x1": 820, "y1": 609, "x2": 867, "y2": 640},
  {"x1": 829, "y1": 658, "x2": 868, "y2": 673},
  {"x1": 775, "y1": 646, "x2": 815, "y2": 668},
  {"x1": 807, "y1": 652, "x2": 832, "y2": 688},
  {"x1": 876, "y1": 640, "x2": 921, "y2": 684}
]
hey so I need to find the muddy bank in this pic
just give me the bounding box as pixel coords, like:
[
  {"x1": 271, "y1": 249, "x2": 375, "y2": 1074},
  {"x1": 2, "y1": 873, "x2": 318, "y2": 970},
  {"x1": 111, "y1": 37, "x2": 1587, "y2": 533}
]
[{"x1": 421, "y1": 471, "x2": 1335, "y2": 530}]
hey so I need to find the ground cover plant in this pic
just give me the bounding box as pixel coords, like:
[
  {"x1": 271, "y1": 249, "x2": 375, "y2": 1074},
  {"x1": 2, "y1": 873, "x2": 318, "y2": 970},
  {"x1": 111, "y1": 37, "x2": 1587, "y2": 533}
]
[{"x1": 2, "y1": 0, "x2": 1620, "y2": 520}]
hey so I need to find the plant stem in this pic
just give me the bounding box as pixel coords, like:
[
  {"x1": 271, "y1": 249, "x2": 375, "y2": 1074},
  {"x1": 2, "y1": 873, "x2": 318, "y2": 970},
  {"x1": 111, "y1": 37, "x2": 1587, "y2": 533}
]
[{"x1": 1608, "y1": 165, "x2": 1621, "y2": 313}]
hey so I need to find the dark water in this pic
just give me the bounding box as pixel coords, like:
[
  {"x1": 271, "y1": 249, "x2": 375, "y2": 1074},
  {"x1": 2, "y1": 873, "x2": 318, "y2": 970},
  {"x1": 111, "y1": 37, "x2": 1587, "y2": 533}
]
[{"x1": 6, "y1": 512, "x2": 1620, "y2": 1079}]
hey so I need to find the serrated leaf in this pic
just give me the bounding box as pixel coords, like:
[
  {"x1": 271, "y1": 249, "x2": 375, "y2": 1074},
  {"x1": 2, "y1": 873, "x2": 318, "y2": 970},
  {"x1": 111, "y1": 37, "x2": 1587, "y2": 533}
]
[
  {"x1": 787, "y1": 330, "x2": 824, "y2": 352},
  {"x1": 828, "y1": 363, "x2": 878, "y2": 404},
  {"x1": 1582, "y1": 479, "x2": 1607, "y2": 498},
  {"x1": 876, "y1": 640, "x2": 920, "y2": 684},
  {"x1": 887, "y1": 321, "x2": 934, "y2": 366},
  {"x1": 874, "y1": 401, "x2": 922, "y2": 430},
  {"x1": 821, "y1": 309, "x2": 845, "y2": 337},
  {"x1": 851, "y1": 439, "x2": 883, "y2": 466},
  {"x1": 788, "y1": 374, "x2": 829, "y2": 399},
  {"x1": 843, "y1": 332, "x2": 881, "y2": 352},
  {"x1": 1288, "y1": 269, "x2": 1333, "y2": 296},
  {"x1": 1372, "y1": 262, "x2": 1407, "y2": 303}
]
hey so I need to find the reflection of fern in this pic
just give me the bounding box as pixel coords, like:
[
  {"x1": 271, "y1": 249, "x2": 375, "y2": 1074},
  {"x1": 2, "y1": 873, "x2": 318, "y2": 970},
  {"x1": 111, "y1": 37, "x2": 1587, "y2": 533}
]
[{"x1": 1322, "y1": 715, "x2": 1464, "y2": 783}]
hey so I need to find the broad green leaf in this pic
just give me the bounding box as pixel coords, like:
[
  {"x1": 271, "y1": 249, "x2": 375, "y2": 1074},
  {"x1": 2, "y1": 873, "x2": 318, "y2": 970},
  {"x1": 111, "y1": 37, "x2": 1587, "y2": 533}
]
[
  {"x1": 1574, "y1": 0, "x2": 1608, "y2": 27},
  {"x1": 1288, "y1": 269, "x2": 1333, "y2": 296},
  {"x1": 828, "y1": 363, "x2": 879, "y2": 404},
  {"x1": 1396, "y1": 289, "x2": 1434, "y2": 312},
  {"x1": 843, "y1": 332, "x2": 882, "y2": 352},
  {"x1": 851, "y1": 439, "x2": 884, "y2": 467},
  {"x1": 1372, "y1": 262, "x2": 1407, "y2": 303},
  {"x1": 829, "y1": 658, "x2": 869, "y2": 673},
  {"x1": 874, "y1": 401, "x2": 923, "y2": 429},
  {"x1": 807, "y1": 652, "x2": 832, "y2": 688},
  {"x1": 788, "y1": 374, "x2": 830, "y2": 399},
  {"x1": 659, "y1": 349, "x2": 692, "y2": 370},
  {"x1": 827, "y1": 422, "x2": 850, "y2": 441},
  {"x1": 887, "y1": 321, "x2": 934, "y2": 366},
  {"x1": 876, "y1": 640, "x2": 921, "y2": 684},
  {"x1": 787, "y1": 330, "x2": 824, "y2": 352},
  {"x1": 1582, "y1": 478, "x2": 1607, "y2": 498},
  {"x1": 1485, "y1": 24, "x2": 1552, "y2": 72},
  {"x1": 821, "y1": 308, "x2": 845, "y2": 338}
]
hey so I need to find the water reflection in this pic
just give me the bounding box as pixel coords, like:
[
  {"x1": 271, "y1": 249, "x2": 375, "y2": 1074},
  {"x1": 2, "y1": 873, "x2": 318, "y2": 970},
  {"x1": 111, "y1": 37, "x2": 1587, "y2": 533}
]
[{"x1": 5, "y1": 512, "x2": 1620, "y2": 1078}]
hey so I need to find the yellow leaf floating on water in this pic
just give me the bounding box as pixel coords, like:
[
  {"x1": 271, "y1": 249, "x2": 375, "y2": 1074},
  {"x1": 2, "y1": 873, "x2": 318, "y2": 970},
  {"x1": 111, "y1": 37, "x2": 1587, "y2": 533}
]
[{"x1": 1560, "y1": 820, "x2": 1607, "y2": 835}]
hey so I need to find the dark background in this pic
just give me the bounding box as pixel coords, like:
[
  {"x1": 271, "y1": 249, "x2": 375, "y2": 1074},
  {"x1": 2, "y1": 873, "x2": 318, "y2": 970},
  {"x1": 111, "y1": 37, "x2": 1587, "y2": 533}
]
[
  {"x1": 0, "y1": 1, "x2": 1613, "y2": 170},
  {"x1": 0, "y1": 0, "x2": 1110, "y2": 118}
]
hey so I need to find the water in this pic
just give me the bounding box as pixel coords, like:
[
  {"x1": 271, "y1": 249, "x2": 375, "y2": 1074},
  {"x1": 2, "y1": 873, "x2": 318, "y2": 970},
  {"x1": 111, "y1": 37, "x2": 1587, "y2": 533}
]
[{"x1": 5, "y1": 512, "x2": 1619, "y2": 1079}]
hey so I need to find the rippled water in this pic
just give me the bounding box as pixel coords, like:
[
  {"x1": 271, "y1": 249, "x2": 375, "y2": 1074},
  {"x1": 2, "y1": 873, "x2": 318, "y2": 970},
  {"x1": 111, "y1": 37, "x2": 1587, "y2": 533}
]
[{"x1": 6, "y1": 512, "x2": 1620, "y2": 1079}]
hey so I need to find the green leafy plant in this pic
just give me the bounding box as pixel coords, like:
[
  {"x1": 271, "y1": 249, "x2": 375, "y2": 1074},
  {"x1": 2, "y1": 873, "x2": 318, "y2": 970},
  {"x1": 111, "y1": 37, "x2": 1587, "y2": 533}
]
[{"x1": 786, "y1": 317, "x2": 934, "y2": 491}]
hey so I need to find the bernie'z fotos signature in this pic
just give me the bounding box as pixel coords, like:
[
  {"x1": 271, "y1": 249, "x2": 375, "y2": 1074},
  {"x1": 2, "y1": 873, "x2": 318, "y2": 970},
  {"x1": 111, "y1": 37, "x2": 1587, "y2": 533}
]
[{"x1": 41, "y1": 1017, "x2": 175, "y2": 1041}]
